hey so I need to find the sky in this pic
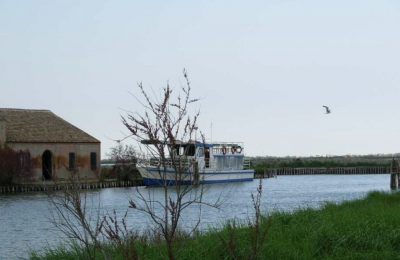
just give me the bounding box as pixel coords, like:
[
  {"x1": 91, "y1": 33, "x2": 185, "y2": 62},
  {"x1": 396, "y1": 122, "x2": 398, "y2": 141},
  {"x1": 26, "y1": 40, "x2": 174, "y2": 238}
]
[{"x1": 1, "y1": 0, "x2": 400, "y2": 158}]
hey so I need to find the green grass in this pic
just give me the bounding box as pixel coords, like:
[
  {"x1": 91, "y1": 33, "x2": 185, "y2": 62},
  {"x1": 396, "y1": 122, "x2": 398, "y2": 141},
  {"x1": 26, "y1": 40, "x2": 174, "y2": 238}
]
[{"x1": 30, "y1": 191, "x2": 400, "y2": 260}]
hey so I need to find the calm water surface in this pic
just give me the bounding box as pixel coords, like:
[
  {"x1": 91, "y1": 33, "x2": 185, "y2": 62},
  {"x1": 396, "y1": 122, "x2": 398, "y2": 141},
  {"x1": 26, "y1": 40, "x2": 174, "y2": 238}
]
[{"x1": 0, "y1": 174, "x2": 392, "y2": 259}]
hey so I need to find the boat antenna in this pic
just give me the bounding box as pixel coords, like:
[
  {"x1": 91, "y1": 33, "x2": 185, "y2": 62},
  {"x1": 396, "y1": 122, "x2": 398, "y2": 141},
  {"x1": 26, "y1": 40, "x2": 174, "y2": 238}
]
[
  {"x1": 194, "y1": 125, "x2": 198, "y2": 141},
  {"x1": 211, "y1": 121, "x2": 213, "y2": 143}
]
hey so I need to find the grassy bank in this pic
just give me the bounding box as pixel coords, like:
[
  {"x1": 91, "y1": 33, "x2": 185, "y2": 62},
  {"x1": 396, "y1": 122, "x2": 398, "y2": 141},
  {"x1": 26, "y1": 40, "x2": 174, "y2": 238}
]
[{"x1": 30, "y1": 191, "x2": 400, "y2": 260}]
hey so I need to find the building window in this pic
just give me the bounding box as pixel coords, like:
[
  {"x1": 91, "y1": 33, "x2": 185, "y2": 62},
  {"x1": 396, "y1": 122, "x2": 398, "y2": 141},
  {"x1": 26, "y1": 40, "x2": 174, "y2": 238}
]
[
  {"x1": 69, "y1": 153, "x2": 76, "y2": 170},
  {"x1": 17, "y1": 152, "x2": 30, "y2": 173},
  {"x1": 90, "y1": 152, "x2": 97, "y2": 170},
  {"x1": 25, "y1": 153, "x2": 31, "y2": 172}
]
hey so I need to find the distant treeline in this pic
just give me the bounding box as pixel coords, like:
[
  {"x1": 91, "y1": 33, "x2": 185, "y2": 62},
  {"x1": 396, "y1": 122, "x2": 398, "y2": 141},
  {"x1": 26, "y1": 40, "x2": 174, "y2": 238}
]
[
  {"x1": 251, "y1": 159, "x2": 390, "y2": 170},
  {"x1": 101, "y1": 159, "x2": 116, "y2": 164}
]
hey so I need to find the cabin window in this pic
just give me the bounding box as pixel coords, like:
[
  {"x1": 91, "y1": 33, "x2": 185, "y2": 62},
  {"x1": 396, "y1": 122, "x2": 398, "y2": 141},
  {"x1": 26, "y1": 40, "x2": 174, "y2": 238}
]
[
  {"x1": 230, "y1": 157, "x2": 236, "y2": 168},
  {"x1": 205, "y1": 147, "x2": 210, "y2": 168},
  {"x1": 215, "y1": 157, "x2": 243, "y2": 170},
  {"x1": 197, "y1": 148, "x2": 204, "y2": 157},
  {"x1": 224, "y1": 157, "x2": 230, "y2": 169},
  {"x1": 236, "y1": 157, "x2": 244, "y2": 169},
  {"x1": 69, "y1": 153, "x2": 76, "y2": 170},
  {"x1": 186, "y1": 145, "x2": 196, "y2": 156},
  {"x1": 90, "y1": 152, "x2": 97, "y2": 170},
  {"x1": 174, "y1": 145, "x2": 186, "y2": 156}
]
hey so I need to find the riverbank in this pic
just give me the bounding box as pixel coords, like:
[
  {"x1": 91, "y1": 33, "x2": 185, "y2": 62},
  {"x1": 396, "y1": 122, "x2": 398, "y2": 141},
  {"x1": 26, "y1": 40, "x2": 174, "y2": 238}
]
[
  {"x1": 29, "y1": 190, "x2": 400, "y2": 260},
  {"x1": 0, "y1": 179, "x2": 144, "y2": 193},
  {"x1": 1, "y1": 167, "x2": 391, "y2": 194}
]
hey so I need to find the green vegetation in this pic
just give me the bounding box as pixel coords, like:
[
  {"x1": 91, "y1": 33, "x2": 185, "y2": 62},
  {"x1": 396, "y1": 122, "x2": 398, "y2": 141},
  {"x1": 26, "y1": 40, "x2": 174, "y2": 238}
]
[
  {"x1": 30, "y1": 191, "x2": 400, "y2": 260},
  {"x1": 252, "y1": 158, "x2": 390, "y2": 171}
]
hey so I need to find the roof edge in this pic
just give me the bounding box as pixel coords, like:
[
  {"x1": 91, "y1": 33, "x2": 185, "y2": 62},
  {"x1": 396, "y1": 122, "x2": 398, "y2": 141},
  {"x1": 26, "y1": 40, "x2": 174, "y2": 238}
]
[
  {"x1": 7, "y1": 141, "x2": 101, "y2": 144},
  {"x1": 0, "y1": 108, "x2": 51, "y2": 112}
]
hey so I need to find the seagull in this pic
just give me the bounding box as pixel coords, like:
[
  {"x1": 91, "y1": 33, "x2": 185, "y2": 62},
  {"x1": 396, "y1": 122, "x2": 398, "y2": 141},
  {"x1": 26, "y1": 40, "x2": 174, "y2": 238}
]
[{"x1": 323, "y1": 106, "x2": 331, "y2": 114}]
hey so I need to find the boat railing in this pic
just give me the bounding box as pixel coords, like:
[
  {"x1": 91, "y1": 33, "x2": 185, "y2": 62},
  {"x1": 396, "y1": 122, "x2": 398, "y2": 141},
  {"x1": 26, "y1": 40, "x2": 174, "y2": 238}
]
[
  {"x1": 147, "y1": 157, "x2": 193, "y2": 169},
  {"x1": 212, "y1": 142, "x2": 245, "y2": 155},
  {"x1": 144, "y1": 155, "x2": 251, "y2": 171},
  {"x1": 201, "y1": 157, "x2": 251, "y2": 171}
]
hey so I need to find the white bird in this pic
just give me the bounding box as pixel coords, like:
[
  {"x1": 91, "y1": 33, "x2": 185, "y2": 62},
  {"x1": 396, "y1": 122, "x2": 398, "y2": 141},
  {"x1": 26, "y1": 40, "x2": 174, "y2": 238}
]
[{"x1": 323, "y1": 106, "x2": 331, "y2": 114}]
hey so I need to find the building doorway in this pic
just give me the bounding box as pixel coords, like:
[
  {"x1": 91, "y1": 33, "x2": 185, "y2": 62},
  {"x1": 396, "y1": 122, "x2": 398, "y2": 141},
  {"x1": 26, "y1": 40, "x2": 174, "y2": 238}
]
[{"x1": 42, "y1": 150, "x2": 52, "y2": 180}]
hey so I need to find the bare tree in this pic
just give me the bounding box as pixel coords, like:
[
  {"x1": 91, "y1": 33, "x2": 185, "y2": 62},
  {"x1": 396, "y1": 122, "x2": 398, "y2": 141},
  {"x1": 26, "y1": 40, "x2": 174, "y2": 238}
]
[
  {"x1": 45, "y1": 70, "x2": 222, "y2": 260},
  {"x1": 100, "y1": 209, "x2": 148, "y2": 260},
  {"x1": 122, "y1": 69, "x2": 221, "y2": 260},
  {"x1": 47, "y1": 173, "x2": 110, "y2": 259},
  {"x1": 46, "y1": 156, "x2": 147, "y2": 260},
  {"x1": 106, "y1": 143, "x2": 139, "y2": 181}
]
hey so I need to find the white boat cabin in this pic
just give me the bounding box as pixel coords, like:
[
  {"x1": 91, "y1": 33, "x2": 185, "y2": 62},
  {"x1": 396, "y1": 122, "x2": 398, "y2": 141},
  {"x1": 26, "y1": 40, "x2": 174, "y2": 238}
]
[{"x1": 143, "y1": 140, "x2": 251, "y2": 171}]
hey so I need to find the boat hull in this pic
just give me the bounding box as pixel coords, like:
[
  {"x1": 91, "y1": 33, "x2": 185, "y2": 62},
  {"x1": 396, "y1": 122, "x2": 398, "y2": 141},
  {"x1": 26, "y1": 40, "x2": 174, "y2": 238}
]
[{"x1": 138, "y1": 167, "x2": 254, "y2": 186}]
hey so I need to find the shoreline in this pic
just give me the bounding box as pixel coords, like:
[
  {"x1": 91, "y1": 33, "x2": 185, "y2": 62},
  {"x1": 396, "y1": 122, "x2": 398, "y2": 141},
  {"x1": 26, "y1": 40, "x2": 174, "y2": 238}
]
[{"x1": 29, "y1": 190, "x2": 400, "y2": 260}]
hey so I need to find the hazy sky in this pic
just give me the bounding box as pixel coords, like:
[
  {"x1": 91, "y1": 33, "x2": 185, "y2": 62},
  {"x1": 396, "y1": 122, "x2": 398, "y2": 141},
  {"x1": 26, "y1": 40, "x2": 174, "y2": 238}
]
[{"x1": 1, "y1": 0, "x2": 400, "y2": 158}]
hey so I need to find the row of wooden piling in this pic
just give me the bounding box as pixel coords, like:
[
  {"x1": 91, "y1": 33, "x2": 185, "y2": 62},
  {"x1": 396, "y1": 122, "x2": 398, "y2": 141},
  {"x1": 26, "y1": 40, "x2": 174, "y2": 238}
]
[
  {"x1": 255, "y1": 166, "x2": 389, "y2": 178},
  {"x1": 390, "y1": 159, "x2": 400, "y2": 188},
  {"x1": 0, "y1": 180, "x2": 144, "y2": 194},
  {"x1": 1, "y1": 166, "x2": 392, "y2": 193}
]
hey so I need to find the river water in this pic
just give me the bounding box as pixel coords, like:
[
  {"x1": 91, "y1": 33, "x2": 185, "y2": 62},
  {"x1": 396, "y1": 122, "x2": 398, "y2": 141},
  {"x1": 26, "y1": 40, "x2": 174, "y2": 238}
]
[{"x1": 0, "y1": 174, "x2": 392, "y2": 259}]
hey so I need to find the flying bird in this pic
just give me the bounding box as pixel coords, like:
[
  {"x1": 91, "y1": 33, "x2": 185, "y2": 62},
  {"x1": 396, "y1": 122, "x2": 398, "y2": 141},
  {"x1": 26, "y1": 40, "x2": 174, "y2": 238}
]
[{"x1": 323, "y1": 106, "x2": 331, "y2": 114}]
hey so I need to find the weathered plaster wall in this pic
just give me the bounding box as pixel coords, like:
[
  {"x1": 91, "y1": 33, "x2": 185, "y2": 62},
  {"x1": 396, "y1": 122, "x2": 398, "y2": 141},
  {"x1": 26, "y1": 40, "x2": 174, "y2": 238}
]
[
  {"x1": 0, "y1": 121, "x2": 5, "y2": 145},
  {"x1": 7, "y1": 143, "x2": 101, "y2": 181}
]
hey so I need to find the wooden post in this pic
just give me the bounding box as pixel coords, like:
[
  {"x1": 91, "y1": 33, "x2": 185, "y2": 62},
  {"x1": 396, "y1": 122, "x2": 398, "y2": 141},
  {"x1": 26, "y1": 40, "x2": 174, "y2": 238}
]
[
  {"x1": 193, "y1": 162, "x2": 199, "y2": 186},
  {"x1": 390, "y1": 158, "x2": 397, "y2": 188},
  {"x1": 397, "y1": 163, "x2": 400, "y2": 188}
]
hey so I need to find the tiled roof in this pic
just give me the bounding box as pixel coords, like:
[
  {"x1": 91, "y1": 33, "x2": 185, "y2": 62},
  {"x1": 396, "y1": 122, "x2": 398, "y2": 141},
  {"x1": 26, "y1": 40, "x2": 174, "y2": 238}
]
[{"x1": 0, "y1": 108, "x2": 100, "y2": 143}]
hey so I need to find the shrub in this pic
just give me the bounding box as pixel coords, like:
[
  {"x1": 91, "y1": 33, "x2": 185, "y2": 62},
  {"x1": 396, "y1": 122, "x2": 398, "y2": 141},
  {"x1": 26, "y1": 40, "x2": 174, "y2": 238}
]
[
  {"x1": 106, "y1": 144, "x2": 139, "y2": 181},
  {"x1": 0, "y1": 144, "x2": 34, "y2": 185}
]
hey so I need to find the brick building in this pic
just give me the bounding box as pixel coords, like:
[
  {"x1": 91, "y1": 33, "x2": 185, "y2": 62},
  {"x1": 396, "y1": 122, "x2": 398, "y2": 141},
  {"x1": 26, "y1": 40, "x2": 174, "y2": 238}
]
[{"x1": 0, "y1": 108, "x2": 100, "y2": 181}]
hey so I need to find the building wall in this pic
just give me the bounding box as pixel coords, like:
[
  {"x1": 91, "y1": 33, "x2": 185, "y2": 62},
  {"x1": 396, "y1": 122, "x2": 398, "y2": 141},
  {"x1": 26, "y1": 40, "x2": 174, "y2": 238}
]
[
  {"x1": 7, "y1": 142, "x2": 101, "y2": 181},
  {"x1": 0, "y1": 121, "x2": 5, "y2": 145}
]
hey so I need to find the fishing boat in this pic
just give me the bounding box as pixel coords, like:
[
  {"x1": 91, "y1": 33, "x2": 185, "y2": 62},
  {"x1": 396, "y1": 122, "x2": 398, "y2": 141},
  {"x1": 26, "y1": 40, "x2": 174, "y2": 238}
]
[{"x1": 137, "y1": 140, "x2": 254, "y2": 186}]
